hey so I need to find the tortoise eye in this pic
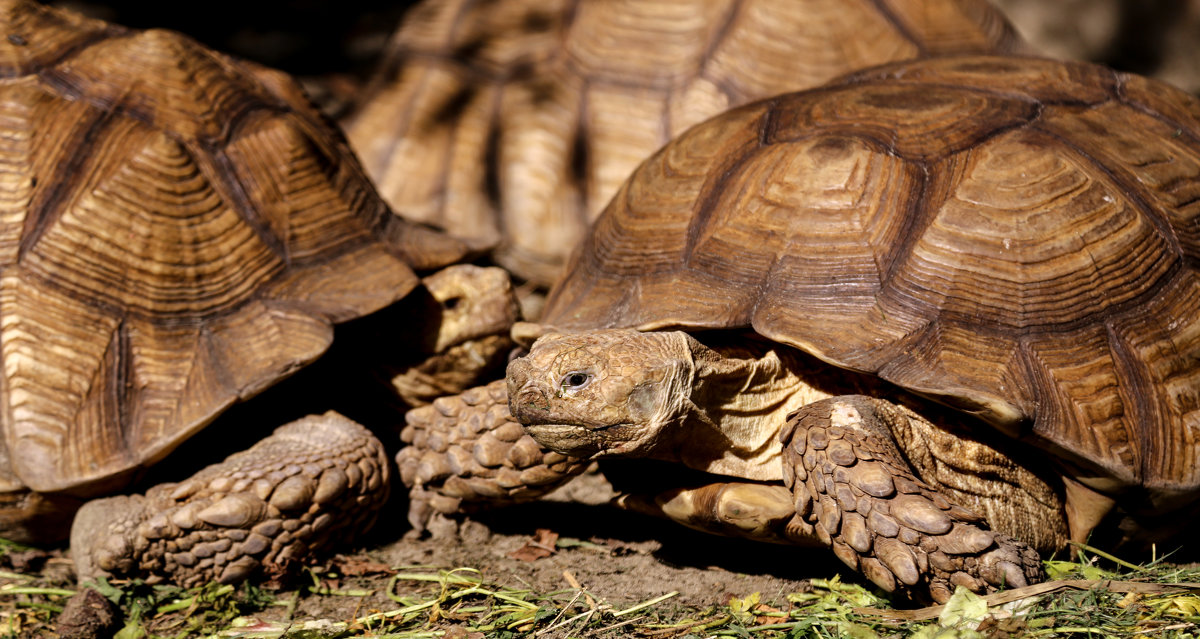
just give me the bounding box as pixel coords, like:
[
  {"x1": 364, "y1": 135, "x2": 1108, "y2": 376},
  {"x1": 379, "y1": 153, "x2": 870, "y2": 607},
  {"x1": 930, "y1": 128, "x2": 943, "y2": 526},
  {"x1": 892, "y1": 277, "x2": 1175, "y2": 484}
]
[{"x1": 558, "y1": 371, "x2": 593, "y2": 395}]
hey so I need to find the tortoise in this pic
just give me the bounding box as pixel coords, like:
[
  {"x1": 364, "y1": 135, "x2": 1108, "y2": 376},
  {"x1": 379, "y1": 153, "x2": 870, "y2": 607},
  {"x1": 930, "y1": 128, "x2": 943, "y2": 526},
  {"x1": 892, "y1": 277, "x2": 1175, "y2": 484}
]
[
  {"x1": 0, "y1": 0, "x2": 518, "y2": 585},
  {"x1": 344, "y1": 0, "x2": 1028, "y2": 290},
  {"x1": 401, "y1": 54, "x2": 1200, "y2": 604}
]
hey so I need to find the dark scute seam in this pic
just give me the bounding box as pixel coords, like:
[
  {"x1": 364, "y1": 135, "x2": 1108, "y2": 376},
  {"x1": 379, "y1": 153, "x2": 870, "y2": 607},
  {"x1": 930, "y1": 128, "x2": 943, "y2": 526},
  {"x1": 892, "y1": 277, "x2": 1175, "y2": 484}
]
[
  {"x1": 113, "y1": 316, "x2": 131, "y2": 450},
  {"x1": 1113, "y1": 72, "x2": 1200, "y2": 149},
  {"x1": 0, "y1": 22, "x2": 123, "y2": 79},
  {"x1": 1104, "y1": 318, "x2": 1156, "y2": 485},
  {"x1": 36, "y1": 46, "x2": 286, "y2": 150},
  {"x1": 692, "y1": 0, "x2": 744, "y2": 82},
  {"x1": 569, "y1": 82, "x2": 591, "y2": 228},
  {"x1": 203, "y1": 143, "x2": 289, "y2": 267},
  {"x1": 17, "y1": 106, "x2": 110, "y2": 263},
  {"x1": 1112, "y1": 73, "x2": 1200, "y2": 271},
  {"x1": 481, "y1": 86, "x2": 503, "y2": 212},
  {"x1": 865, "y1": 0, "x2": 928, "y2": 57},
  {"x1": 1031, "y1": 120, "x2": 1184, "y2": 271},
  {"x1": 681, "y1": 100, "x2": 777, "y2": 263},
  {"x1": 767, "y1": 85, "x2": 1047, "y2": 162},
  {"x1": 877, "y1": 157, "x2": 934, "y2": 289}
]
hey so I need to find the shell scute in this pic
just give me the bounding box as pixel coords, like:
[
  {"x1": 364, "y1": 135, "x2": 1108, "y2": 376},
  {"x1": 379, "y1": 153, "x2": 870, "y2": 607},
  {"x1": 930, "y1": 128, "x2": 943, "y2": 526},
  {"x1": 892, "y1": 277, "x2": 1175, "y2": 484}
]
[{"x1": 768, "y1": 83, "x2": 1041, "y2": 160}]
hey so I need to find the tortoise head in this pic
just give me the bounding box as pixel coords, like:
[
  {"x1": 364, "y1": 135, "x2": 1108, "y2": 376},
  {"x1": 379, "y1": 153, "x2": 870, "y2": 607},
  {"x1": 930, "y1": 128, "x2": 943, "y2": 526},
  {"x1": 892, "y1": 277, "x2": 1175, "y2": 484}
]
[{"x1": 506, "y1": 329, "x2": 695, "y2": 458}]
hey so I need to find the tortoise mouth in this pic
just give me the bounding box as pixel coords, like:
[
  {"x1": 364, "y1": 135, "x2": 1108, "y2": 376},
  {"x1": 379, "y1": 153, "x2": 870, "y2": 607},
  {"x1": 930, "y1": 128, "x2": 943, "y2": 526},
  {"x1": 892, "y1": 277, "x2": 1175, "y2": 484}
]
[{"x1": 525, "y1": 422, "x2": 636, "y2": 458}]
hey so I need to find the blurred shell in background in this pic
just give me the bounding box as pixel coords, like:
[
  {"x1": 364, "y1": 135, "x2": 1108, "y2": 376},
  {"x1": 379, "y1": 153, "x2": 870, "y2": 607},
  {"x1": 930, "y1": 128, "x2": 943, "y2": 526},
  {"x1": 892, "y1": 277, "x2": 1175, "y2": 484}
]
[
  {"x1": 343, "y1": 0, "x2": 1026, "y2": 288},
  {"x1": 995, "y1": 0, "x2": 1200, "y2": 95}
]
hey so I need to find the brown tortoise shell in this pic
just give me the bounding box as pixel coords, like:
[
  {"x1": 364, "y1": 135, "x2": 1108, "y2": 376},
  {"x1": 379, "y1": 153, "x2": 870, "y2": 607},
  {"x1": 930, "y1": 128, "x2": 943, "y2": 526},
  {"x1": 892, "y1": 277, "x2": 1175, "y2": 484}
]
[
  {"x1": 0, "y1": 0, "x2": 467, "y2": 497},
  {"x1": 345, "y1": 0, "x2": 1027, "y2": 286},
  {"x1": 541, "y1": 55, "x2": 1200, "y2": 502}
]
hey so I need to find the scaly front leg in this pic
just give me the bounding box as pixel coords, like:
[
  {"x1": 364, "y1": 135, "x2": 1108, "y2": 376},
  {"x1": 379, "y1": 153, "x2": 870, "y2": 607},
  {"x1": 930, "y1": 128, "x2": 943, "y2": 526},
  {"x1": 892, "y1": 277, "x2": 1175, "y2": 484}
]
[
  {"x1": 780, "y1": 395, "x2": 1044, "y2": 603},
  {"x1": 398, "y1": 380, "x2": 589, "y2": 533}
]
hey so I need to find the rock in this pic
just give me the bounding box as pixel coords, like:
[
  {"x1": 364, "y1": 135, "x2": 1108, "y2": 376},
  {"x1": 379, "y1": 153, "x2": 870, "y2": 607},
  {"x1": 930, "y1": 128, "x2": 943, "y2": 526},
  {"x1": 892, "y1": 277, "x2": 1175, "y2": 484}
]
[{"x1": 57, "y1": 588, "x2": 120, "y2": 639}]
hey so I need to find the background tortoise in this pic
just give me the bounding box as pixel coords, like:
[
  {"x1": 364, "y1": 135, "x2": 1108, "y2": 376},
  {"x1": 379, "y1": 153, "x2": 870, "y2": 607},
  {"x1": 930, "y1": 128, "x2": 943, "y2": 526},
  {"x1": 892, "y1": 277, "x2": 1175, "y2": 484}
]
[
  {"x1": 0, "y1": 0, "x2": 516, "y2": 585},
  {"x1": 345, "y1": 0, "x2": 1027, "y2": 291},
  {"x1": 405, "y1": 54, "x2": 1200, "y2": 603}
]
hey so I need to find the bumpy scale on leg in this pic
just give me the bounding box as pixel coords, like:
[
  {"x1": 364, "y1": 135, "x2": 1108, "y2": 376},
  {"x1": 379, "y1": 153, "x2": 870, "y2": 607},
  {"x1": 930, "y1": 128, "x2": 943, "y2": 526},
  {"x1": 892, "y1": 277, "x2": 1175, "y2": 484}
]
[
  {"x1": 779, "y1": 396, "x2": 1045, "y2": 604},
  {"x1": 71, "y1": 412, "x2": 389, "y2": 587},
  {"x1": 397, "y1": 379, "x2": 588, "y2": 533}
]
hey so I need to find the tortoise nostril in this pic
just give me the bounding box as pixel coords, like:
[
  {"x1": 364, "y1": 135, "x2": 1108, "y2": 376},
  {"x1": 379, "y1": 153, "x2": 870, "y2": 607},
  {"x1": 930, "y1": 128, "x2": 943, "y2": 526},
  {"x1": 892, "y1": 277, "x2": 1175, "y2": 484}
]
[{"x1": 512, "y1": 384, "x2": 550, "y2": 419}]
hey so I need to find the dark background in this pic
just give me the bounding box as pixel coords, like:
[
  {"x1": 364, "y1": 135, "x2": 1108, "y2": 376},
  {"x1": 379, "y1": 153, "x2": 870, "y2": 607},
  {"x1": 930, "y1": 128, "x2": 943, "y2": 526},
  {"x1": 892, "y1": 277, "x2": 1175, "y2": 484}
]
[{"x1": 47, "y1": 0, "x2": 1200, "y2": 105}]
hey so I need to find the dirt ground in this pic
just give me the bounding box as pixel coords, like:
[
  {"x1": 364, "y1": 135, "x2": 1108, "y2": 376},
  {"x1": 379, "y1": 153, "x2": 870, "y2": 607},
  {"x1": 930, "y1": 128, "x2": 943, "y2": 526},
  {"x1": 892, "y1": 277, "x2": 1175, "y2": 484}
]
[
  {"x1": 133, "y1": 468, "x2": 856, "y2": 632},
  {"x1": 12, "y1": 468, "x2": 854, "y2": 636},
  {"x1": 16, "y1": 467, "x2": 1199, "y2": 637},
  {"x1": 227, "y1": 466, "x2": 848, "y2": 627},
  {"x1": 362, "y1": 472, "x2": 842, "y2": 611}
]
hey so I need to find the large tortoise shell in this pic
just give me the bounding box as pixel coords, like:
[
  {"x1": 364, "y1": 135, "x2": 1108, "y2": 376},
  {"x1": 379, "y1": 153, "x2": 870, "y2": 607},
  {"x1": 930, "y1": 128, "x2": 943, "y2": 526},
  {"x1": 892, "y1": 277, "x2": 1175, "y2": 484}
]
[
  {"x1": 543, "y1": 56, "x2": 1200, "y2": 497},
  {"x1": 0, "y1": 0, "x2": 467, "y2": 496},
  {"x1": 346, "y1": 0, "x2": 1025, "y2": 285}
]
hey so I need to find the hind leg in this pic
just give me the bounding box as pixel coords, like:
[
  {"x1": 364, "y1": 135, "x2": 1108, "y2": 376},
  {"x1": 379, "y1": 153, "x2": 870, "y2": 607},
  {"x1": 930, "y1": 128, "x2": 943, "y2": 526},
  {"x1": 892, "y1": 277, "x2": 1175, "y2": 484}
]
[{"x1": 73, "y1": 412, "x2": 390, "y2": 587}]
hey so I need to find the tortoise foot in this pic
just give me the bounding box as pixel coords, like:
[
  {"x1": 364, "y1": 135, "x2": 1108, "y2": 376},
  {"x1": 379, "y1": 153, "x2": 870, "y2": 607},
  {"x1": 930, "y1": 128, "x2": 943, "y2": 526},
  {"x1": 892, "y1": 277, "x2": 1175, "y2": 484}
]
[
  {"x1": 387, "y1": 265, "x2": 520, "y2": 407},
  {"x1": 781, "y1": 395, "x2": 1045, "y2": 604},
  {"x1": 617, "y1": 482, "x2": 821, "y2": 544},
  {"x1": 398, "y1": 380, "x2": 588, "y2": 533},
  {"x1": 71, "y1": 412, "x2": 389, "y2": 587}
]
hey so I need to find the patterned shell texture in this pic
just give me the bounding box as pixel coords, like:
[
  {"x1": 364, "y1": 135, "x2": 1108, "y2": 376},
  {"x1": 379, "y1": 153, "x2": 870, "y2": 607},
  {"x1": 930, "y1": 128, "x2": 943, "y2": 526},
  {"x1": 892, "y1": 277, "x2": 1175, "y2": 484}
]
[
  {"x1": 0, "y1": 0, "x2": 467, "y2": 495},
  {"x1": 543, "y1": 56, "x2": 1200, "y2": 500},
  {"x1": 346, "y1": 0, "x2": 1026, "y2": 286}
]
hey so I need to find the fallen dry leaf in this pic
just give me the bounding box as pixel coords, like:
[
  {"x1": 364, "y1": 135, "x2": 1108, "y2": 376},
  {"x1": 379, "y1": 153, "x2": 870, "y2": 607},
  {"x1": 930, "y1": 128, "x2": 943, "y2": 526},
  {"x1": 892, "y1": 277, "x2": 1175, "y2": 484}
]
[
  {"x1": 332, "y1": 555, "x2": 397, "y2": 577},
  {"x1": 508, "y1": 529, "x2": 559, "y2": 562},
  {"x1": 754, "y1": 603, "x2": 783, "y2": 625}
]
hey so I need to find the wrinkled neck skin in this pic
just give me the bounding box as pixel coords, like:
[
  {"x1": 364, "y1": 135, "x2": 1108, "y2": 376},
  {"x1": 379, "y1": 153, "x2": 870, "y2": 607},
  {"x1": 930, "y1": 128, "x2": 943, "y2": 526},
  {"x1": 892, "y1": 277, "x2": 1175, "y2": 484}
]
[{"x1": 667, "y1": 334, "x2": 834, "y2": 481}]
